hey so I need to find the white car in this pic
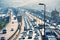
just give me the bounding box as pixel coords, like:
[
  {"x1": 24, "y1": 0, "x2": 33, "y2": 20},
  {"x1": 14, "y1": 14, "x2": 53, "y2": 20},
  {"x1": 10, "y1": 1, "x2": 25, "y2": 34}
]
[
  {"x1": 47, "y1": 35, "x2": 57, "y2": 40},
  {"x1": 56, "y1": 25, "x2": 60, "y2": 30},
  {"x1": 52, "y1": 23, "x2": 56, "y2": 25}
]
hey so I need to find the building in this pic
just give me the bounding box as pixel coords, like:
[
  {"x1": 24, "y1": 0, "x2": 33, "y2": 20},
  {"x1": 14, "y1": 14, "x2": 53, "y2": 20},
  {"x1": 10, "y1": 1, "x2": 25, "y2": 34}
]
[
  {"x1": 0, "y1": 10, "x2": 10, "y2": 23},
  {"x1": 56, "y1": 17, "x2": 60, "y2": 25},
  {"x1": 51, "y1": 9, "x2": 59, "y2": 23}
]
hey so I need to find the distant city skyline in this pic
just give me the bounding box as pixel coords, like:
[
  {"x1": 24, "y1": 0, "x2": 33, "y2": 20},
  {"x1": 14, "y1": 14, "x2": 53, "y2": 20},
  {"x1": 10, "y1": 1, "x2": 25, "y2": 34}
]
[{"x1": 0, "y1": 0, "x2": 60, "y2": 12}]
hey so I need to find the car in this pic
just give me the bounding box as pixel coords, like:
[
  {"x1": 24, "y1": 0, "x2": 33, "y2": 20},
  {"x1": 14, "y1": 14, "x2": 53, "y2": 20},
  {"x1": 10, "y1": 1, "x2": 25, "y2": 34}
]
[
  {"x1": 47, "y1": 35, "x2": 57, "y2": 40},
  {"x1": 34, "y1": 26, "x2": 38, "y2": 29},
  {"x1": 21, "y1": 36, "x2": 25, "y2": 39},
  {"x1": 45, "y1": 29, "x2": 55, "y2": 35},
  {"x1": 28, "y1": 26, "x2": 32, "y2": 30},
  {"x1": 19, "y1": 38, "x2": 24, "y2": 40},
  {"x1": 21, "y1": 31, "x2": 27, "y2": 39},
  {"x1": 34, "y1": 38, "x2": 39, "y2": 40},
  {"x1": 52, "y1": 23, "x2": 56, "y2": 26},
  {"x1": 11, "y1": 28, "x2": 14, "y2": 31},
  {"x1": 32, "y1": 23, "x2": 36, "y2": 27},
  {"x1": 35, "y1": 34, "x2": 38, "y2": 38},
  {"x1": 38, "y1": 24, "x2": 44, "y2": 29},
  {"x1": 14, "y1": 17, "x2": 16, "y2": 20},
  {"x1": 24, "y1": 26, "x2": 27, "y2": 31},
  {"x1": 0, "y1": 24, "x2": 3, "y2": 29},
  {"x1": 42, "y1": 37, "x2": 48, "y2": 40},
  {"x1": 34, "y1": 29, "x2": 38, "y2": 33},
  {"x1": 22, "y1": 31, "x2": 27, "y2": 36},
  {"x1": 45, "y1": 25, "x2": 49, "y2": 28},
  {"x1": 45, "y1": 28, "x2": 51, "y2": 34},
  {"x1": 46, "y1": 20, "x2": 49, "y2": 23},
  {"x1": 34, "y1": 34, "x2": 39, "y2": 40},
  {"x1": 2, "y1": 29, "x2": 7, "y2": 34},
  {"x1": 57, "y1": 25, "x2": 60, "y2": 30},
  {"x1": 28, "y1": 31, "x2": 33, "y2": 39},
  {"x1": 4, "y1": 16, "x2": 9, "y2": 23},
  {"x1": 36, "y1": 32, "x2": 39, "y2": 36},
  {"x1": 1, "y1": 37, "x2": 5, "y2": 40},
  {"x1": 17, "y1": 16, "x2": 22, "y2": 22},
  {"x1": 34, "y1": 27, "x2": 39, "y2": 33}
]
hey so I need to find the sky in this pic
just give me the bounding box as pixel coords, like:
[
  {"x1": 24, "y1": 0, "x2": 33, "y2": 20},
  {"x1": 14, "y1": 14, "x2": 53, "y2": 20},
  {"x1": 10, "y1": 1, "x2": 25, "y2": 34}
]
[{"x1": 0, "y1": 0, "x2": 60, "y2": 12}]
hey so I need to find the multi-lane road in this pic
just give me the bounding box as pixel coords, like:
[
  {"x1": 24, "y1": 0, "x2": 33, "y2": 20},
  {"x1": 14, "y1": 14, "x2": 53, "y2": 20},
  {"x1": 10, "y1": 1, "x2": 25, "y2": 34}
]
[
  {"x1": 15, "y1": 11, "x2": 42, "y2": 40},
  {"x1": 0, "y1": 10, "x2": 60, "y2": 40}
]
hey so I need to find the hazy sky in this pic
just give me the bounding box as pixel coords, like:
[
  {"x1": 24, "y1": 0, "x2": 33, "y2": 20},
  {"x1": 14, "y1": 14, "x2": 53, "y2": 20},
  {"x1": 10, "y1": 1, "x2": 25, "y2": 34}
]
[{"x1": 0, "y1": 0, "x2": 60, "y2": 12}]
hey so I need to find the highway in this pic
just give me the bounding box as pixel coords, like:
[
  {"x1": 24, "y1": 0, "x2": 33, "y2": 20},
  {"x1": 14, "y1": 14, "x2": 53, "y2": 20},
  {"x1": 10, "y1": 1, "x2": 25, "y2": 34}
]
[
  {"x1": 15, "y1": 11, "x2": 42, "y2": 40},
  {"x1": 27, "y1": 11, "x2": 60, "y2": 40},
  {"x1": 0, "y1": 9, "x2": 60, "y2": 40}
]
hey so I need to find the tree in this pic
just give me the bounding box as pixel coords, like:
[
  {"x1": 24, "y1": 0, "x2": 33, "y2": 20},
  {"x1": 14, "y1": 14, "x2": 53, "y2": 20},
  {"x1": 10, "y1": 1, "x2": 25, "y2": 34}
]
[{"x1": 0, "y1": 21, "x2": 6, "y2": 30}]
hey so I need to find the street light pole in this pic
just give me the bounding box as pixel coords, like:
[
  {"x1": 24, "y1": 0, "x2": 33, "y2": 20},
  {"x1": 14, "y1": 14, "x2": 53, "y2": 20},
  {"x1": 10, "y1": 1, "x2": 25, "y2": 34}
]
[{"x1": 39, "y1": 3, "x2": 46, "y2": 37}]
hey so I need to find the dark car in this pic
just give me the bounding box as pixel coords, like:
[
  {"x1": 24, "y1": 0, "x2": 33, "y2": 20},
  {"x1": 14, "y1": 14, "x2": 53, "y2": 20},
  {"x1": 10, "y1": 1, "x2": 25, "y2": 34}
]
[
  {"x1": 1, "y1": 37, "x2": 5, "y2": 40},
  {"x1": 28, "y1": 31, "x2": 33, "y2": 39},
  {"x1": 11, "y1": 28, "x2": 14, "y2": 31},
  {"x1": 34, "y1": 34, "x2": 39, "y2": 40},
  {"x1": 19, "y1": 38, "x2": 24, "y2": 40},
  {"x1": 2, "y1": 29, "x2": 7, "y2": 34},
  {"x1": 21, "y1": 31, "x2": 27, "y2": 39},
  {"x1": 14, "y1": 17, "x2": 16, "y2": 20},
  {"x1": 24, "y1": 26, "x2": 27, "y2": 31}
]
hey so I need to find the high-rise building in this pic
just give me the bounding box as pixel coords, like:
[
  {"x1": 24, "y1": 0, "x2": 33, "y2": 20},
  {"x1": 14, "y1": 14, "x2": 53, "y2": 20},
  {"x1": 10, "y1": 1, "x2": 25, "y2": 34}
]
[{"x1": 51, "y1": 9, "x2": 59, "y2": 23}]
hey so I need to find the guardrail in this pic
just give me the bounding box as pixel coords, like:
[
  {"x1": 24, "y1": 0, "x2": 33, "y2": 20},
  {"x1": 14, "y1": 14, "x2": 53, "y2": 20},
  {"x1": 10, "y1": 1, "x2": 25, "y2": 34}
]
[{"x1": 13, "y1": 25, "x2": 21, "y2": 40}]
